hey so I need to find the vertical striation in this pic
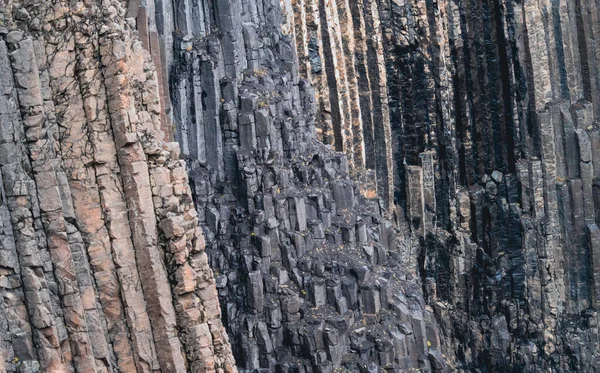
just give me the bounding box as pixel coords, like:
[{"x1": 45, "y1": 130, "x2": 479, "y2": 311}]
[
  {"x1": 0, "y1": 1, "x2": 235, "y2": 372},
  {"x1": 5, "y1": 0, "x2": 600, "y2": 371},
  {"x1": 290, "y1": 0, "x2": 600, "y2": 370}
]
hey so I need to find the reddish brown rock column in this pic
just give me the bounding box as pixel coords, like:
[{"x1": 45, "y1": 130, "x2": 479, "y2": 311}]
[
  {"x1": 99, "y1": 34, "x2": 187, "y2": 373},
  {"x1": 75, "y1": 3, "x2": 160, "y2": 371},
  {"x1": 10, "y1": 33, "x2": 103, "y2": 372},
  {"x1": 1, "y1": 1, "x2": 239, "y2": 371},
  {"x1": 0, "y1": 41, "x2": 71, "y2": 371}
]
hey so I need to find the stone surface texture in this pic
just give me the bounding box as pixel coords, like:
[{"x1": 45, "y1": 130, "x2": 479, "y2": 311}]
[
  {"x1": 0, "y1": 1, "x2": 235, "y2": 372},
  {"x1": 0, "y1": 0, "x2": 444, "y2": 372},
  {"x1": 163, "y1": 0, "x2": 445, "y2": 371},
  {"x1": 289, "y1": 0, "x2": 600, "y2": 371},
  {"x1": 3, "y1": 0, "x2": 600, "y2": 372}
]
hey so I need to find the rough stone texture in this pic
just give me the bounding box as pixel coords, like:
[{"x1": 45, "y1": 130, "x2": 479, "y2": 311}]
[
  {"x1": 165, "y1": 0, "x2": 445, "y2": 371},
  {"x1": 5, "y1": 0, "x2": 600, "y2": 372},
  {"x1": 0, "y1": 1, "x2": 234, "y2": 372},
  {"x1": 289, "y1": 0, "x2": 600, "y2": 371},
  {"x1": 1, "y1": 0, "x2": 445, "y2": 372}
]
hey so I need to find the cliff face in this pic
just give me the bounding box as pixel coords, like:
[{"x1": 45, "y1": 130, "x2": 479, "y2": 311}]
[
  {"x1": 3, "y1": 0, "x2": 600, "y2": 372},
  {"x1": 0, "y1": 0, "x2": 447, "y2": 373},
  {"x1": 0, "y1": 1, "x2": 236, "y2": 372},
  {"x1": 164, "y1": 0, "x2": 446, "y2": 372},
  {"x1": 288, "y1": 0, "x2": 600, "y2": 371}
]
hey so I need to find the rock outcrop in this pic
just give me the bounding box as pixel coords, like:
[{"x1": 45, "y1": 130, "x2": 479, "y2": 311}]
[
  {"x1": 288, "y1": 0, "x2": 600, "y2": 371},
  {"x1": 161, "y1": 0, "x2": 446, "y2": 371},
  {"x1": 1, "y1": 0, "x2": 447, "y2": 372},
  {"x1": 0, "y1": 1, "x2": 235, "y2": 372},
  {"x1": 4, "y1": 0, "x2": 600, "y2": 372}
]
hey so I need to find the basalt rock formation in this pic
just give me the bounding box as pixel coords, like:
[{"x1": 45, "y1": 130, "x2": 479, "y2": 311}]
[
  {"x1": 164, "y1": 0, "x2": 446, "y2": 372},
  {"x1": 0, "y1": 1, "x2": 236, "y2": 372},
  {"x1": 289, "y1": 0, "x2": 600, "y2": 371},
  {"x1": 2, "y1": 0, "x2": 600, "y2": 372},
  {"x1": 0, "y1": 0, "x2": 445, "y2": 372}
]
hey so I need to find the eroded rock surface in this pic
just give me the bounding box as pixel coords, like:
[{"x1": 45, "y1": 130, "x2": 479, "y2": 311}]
[
  {"x1": 1, "y1": 0, "x2": 446, "y2": 372},
  {"x1": 0, "y1": 1, "x2": 234, "y2": 372},
  {"x1": 288, "y1": 0, "x2": 600, "y2": 371},
  {"x1": 163, "y1": 0, "x2": 445, "y2": 371},
  {"x1": 4, "y1": 0, "x2": 600, "y2": 372}
]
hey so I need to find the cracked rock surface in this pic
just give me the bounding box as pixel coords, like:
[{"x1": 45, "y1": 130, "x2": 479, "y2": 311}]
[
  {"x1": 1, "y1": 0, "x2": 445, "y2": 372},
  {"x1": 0, "y1": 1, "x2": 235, "y2": 372},
  {"x1": 164, "y1": 0, "x2": 445, "y2": 371},
  {"x1": 4, "y1": 0, "x2": 600, "y2": 372},
  {"x1": 288, "y1": 0, "x2": 600, "y2": 371}
]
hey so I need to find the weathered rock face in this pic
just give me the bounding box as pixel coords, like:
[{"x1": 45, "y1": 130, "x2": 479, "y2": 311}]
[
  {"x1": 0, "y1": 1, "x2": 236, "y2": 372},
  {"x1": 288, "y1": 0, "x2": 600, "y2": 371},
  {"x1": 160, "y1": 0, "x2": 446, "y2": 372},
  {"x1": 5, "y1": 0, "x2": 599, "y2": 372},
  {"x1": 1, "y1": 0, "x2": 448, "y2": 372}
]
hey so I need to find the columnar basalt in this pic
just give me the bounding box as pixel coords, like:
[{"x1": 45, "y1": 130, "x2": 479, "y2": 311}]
[
  {"x1": 0, "y1": 1, "x2": 235, "y2": 372},
  {"x1": 4, "y1": 0, "x2": 600, "y2": 372},
  {"x1": 157, "y1": 0, "x2": 446, "y2": 371},
  {"x1": 291, "y1": 0, "x2": 600, "y2": 371},
  {"x1": 1, "y1": 0, "x2": 448, "y2": 372}
]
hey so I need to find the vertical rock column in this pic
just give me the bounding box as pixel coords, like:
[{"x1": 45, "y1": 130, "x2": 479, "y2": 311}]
[
  {"x1": 348, "y1": 0, "x2": 375, "y2": 172},
  {"x1": 316, "y1": 0, "x2": 348, "y2": 153},
  {"x1": 291, "y1": 0, "x2": 312, "y2": 85},
  {"x1": 576, "y1": 0, "x2": 600, "y2": 118},
  {"x1": 335, "y1": 0, "x2": 365, "y2": 168},
  {"x1": 303, "y1": 0, "x2": 335, "y2": 147},
  {"x1": 428, "y1": 0, "x2": 459, "y2": 223},
  {"x1": 9, "y1": 33, "x2": 102, "y2": 372},
  {"x1": 320, "y1": 0, "x2": 357, "y2": 164},
  {"x1": 0, "y1": 39, "x2": 47, "y2": 373},
  {"x1": 99, "y1": 9, "x2": 187, "y2": 373},
  {"x1": 363, "y1": 0, "x2": 394, "y2": 208},
  {"x1": 75, "y1": 3, "x2": 161, "y2": 371},
  {"x1": 536, "y1": 110, "x2": 564, "y2": 345},
  {"x1": 447, "y1": 0, "x2": 475, "y2": 186},
  {"x1": 153, "y1": 153, "x2": 237, "y2": 372},
  {"x1": 557, "y1": 0, "x2": 584, "y2": 101},
  {"x1": 0, "y1": 37, "x2": 69, "y2": 372}
]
